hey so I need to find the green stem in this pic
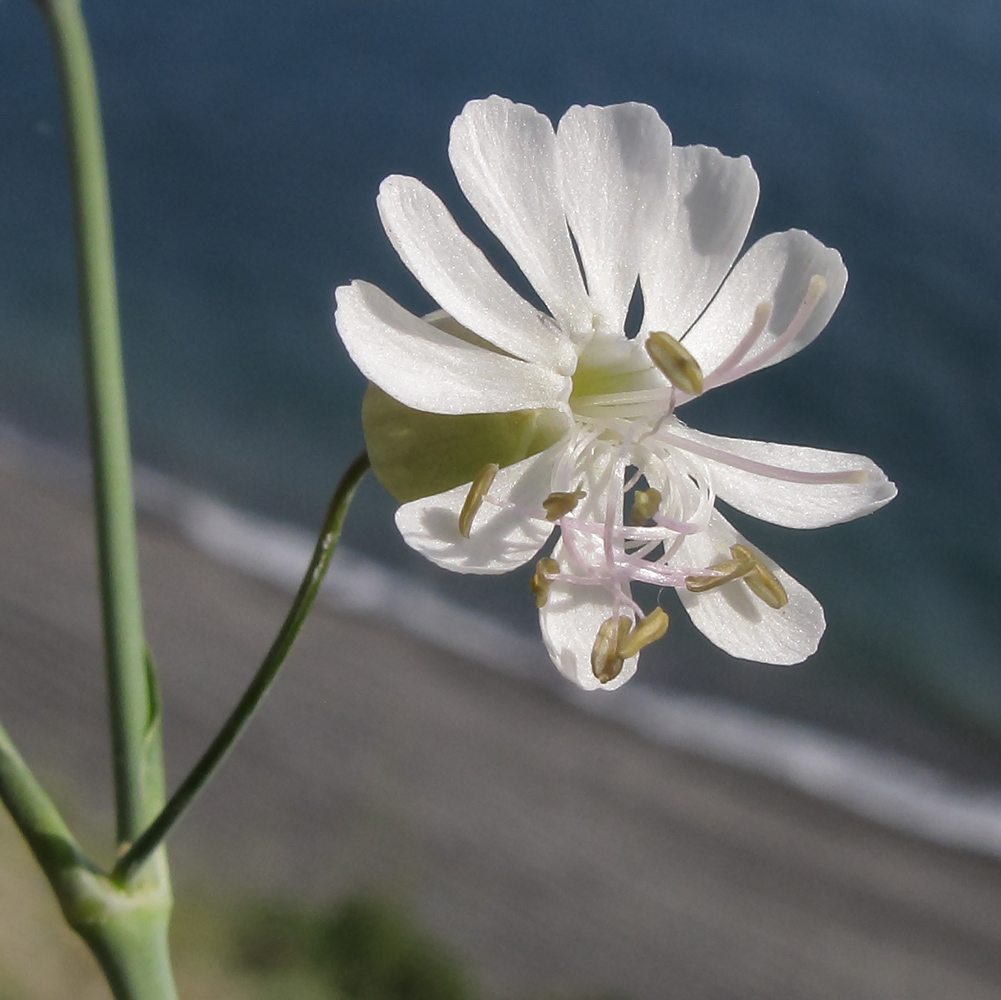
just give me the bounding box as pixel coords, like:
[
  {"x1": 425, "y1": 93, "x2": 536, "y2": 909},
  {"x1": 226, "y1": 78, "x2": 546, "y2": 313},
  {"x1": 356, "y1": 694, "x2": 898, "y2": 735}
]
[
  {"x1": 30, "y1": 1, "x2": 175, "y2": 995},
  {"x1": 0, "y1": 718, "x2": 89, "y2": 886},
  {"x1": 113, "y1": 452, "x2": 371, "y2": 884},
  {"x1": 1, "y1": 719, "x2": 175, "y2": 1000},
  {"x1": 35, "y1": 0, "x2": 155, "y2": 846}
]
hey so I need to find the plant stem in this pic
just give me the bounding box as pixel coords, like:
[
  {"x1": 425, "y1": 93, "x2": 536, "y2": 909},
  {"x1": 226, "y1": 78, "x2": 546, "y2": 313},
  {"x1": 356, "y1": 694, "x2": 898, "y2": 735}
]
[
  {"x1": 0, "y1": 718, "x2": 89, "y2": 884},
  {"x1": 35, "y1": 0, "x2": 156, "y2": 847},
  {"x1": 113, "y1": 452, "x2": 371, "y2": 883},
  {"x1": 29, "y1": 1, "x2": 176, "y2": 996},
  {"x1": 1, "y1": 719, "x2": 175, "y2": 1000}
]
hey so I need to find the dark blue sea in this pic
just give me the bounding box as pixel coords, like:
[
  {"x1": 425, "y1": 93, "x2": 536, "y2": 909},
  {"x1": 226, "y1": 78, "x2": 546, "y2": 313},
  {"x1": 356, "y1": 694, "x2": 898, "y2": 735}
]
[{"x1": 2, "y1": 0, "x2": 1001, "y2": 769}]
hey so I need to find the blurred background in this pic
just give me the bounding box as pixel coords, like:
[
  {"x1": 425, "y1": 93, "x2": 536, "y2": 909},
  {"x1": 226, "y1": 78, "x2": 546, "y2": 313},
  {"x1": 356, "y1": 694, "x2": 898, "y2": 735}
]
[
  {"x1": 3, "y1": 0, "x2": 1001, "y2": 761},
  {"x1": 2, "y1": 0, "x2": 1001, "y2": 996}
]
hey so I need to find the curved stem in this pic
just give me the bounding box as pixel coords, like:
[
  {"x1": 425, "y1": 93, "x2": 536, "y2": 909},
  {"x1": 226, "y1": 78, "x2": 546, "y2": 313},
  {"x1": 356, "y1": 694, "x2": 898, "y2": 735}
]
[{"x1": 113, "y1": 452, "x2": 371, "y2": 883}]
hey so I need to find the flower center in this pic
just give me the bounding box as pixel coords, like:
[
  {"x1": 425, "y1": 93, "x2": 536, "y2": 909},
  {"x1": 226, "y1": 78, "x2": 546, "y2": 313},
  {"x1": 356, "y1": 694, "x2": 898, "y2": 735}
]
[{"x1": 568, "y1": 338, "x2": 670, "y2": 425}]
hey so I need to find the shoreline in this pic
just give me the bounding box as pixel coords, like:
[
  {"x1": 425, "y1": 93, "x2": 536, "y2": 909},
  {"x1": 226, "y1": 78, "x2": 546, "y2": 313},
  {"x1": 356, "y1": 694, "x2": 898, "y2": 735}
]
[
  {"x1": 4, "y1": 421, "x2": 1001, "y2": 860},
  {"x1": 4, "y1": 421, "x2": 1001, "y2": 999}
]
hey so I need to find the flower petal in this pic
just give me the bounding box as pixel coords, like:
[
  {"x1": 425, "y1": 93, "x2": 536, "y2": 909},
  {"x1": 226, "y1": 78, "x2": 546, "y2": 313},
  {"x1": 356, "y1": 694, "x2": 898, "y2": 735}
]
[
  {"x1": 540, "y1": 548, "x2": 639, "y2": 692},
  {"x1": 664, "y1": 424, "x2": 898, "y2": 528},
  {"x1": 556, "y1": 103, "x2": 675, "y2": 336},
  {"x1": 449, "y1": 96, "x2": 590, "y2": 331},
  {"x1": 682, "y1": 230, "x2": 847, "y2": 387},
  {"x1": 377, "y1": 175, "x2": 576, "y2": 372},
  {"x1": 640, "y1": 144, "x2": 759, "y2": 340},
  {"x1": 394, "y1": 440, "x2": 565, "y2": 574},
  {"x1": 676, "y1": 511, "x2": 825, "y2": 664},
  {"x1": 335, "y1": 280, "x2": 569, "y2": 415}
]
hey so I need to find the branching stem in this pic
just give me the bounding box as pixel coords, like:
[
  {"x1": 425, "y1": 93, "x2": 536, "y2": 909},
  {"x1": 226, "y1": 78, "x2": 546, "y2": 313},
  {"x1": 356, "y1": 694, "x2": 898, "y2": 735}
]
[{"x1": 113, "y1": 453, "x2": 371, "y2": 883}]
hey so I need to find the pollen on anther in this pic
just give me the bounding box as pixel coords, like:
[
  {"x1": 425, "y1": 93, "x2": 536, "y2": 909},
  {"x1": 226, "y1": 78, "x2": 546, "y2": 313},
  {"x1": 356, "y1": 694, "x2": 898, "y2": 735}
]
[
  {"x1": 590, "y1": 615, "x2": 631, "y2": 684},
  {"x1": 530, "y1": 556, "x2": 560, "y2": 608},
  {"x1": 617, "y1": 607, "x2": 669, "y2": 660},
  {"x1": 685, "y1": 548, "x2": 755, "y2": 593},
  {"x1": 542, "y1": 490, "x2": 586, "y2": 521},
  {"x1": 458, "y1": 462, "x2": 499, "y2": 538},
  {"x1": 645, "y1": 331, "x2": 704, "y2": 396}
]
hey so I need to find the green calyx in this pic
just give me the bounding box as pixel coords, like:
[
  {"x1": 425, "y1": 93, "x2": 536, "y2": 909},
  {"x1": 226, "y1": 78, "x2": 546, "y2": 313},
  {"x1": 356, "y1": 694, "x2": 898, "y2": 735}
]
[{"x1": 362, "y1": 384, "x2": 567, "y2": 503}]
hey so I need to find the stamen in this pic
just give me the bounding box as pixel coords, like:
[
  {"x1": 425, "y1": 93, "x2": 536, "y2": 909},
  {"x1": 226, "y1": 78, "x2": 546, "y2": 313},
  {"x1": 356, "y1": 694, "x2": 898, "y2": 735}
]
[
  {"x1": 731, "y1": 544, "x2": 788, "y2": 609},
  {"x1": 684, "y1": 544, "x2": 788, "y2": 609},
  {"x1": 706, "y1": 273, "x2": 829, "y2": 390},
  {"x1": 617, "y1": 607, "x2": 669, "y2": 659},
  {"x1": 629, "y1": 487, "x2": 662, "y2": 525},
  {"x1": 458, "y1": 462, "x2": 499, "y2": 538},
  {"x1": 542, "y1": 490, "x2": 587, "y2": 521},
  {"x1": 706, "y1": 301, "x2": 773, "y2": 383},
  {"x1": 645, "y1": 331, "x2": 704, "y2": 396},
  {"x1": 591, "y1": 615, "x2": 631, "y2": 684},
  {"x1": 685, "y1": 548, "x2": 756, "y2": 593},
  {"x1": 658, "y1": 431, "x2": 871, "y2": 486},
  {"x1": 529, "y1": 556, "x2": 560, "y2": 608}
]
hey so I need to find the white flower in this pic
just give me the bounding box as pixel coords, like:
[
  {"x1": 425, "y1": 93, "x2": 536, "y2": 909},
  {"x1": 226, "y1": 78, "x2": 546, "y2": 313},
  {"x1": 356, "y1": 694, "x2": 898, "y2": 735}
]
[{"x1": 335, "y1": 96, "x2": 896, "y2": 691}]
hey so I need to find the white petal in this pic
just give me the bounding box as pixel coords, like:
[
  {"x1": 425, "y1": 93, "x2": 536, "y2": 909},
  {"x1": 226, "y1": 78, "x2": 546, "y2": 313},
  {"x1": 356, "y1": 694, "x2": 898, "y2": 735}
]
[
  {"x1": 665, "y1": 424, "x2": 897, "y2": 528},
  {"x1": 377, "y1": 175, "x2": 576, "y2": 372},
  {"x1": 640, "y1": 144, "x2": 759, "y2": 340},
  {"x1": 676, "y1": 512, "x2": 825, "y2": 664},
  {"x1": 335, "y1": 281, "x2": 569, "y2": 415},
  {"x1": 682, "y1": 230, "x2": 847, "y2": 386},
  {"x1": 394, "y1": 440, "x2": 565, "y2": 574},
  {"x1": 449, "y1": 96, "x2": 590, "y2": 331},
  {"x1": 540, "y1": 550, "x2": 639, "y2": 692},
  {"x1": 556, "y1": 103, "x2": 674, "y2": 335}
]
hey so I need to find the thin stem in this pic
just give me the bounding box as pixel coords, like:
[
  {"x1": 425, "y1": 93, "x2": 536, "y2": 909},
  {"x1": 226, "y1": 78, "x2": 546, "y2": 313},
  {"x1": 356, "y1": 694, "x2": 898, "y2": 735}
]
[
  {"x1": 36, "y1": 0, "x2": 154, "y2": 846},
  {"x1": 0, "y1": 717, "x2": 90, "y2": 881},
  {"x1": 113, "y1": 452, "x2": 371, "y2": 883}
]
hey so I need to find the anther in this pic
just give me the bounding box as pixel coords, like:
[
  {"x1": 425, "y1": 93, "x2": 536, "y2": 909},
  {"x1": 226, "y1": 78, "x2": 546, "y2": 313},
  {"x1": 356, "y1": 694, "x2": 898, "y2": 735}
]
[
  {"x1": 591, "y1": 615, "x2": 631, "y2": 684},
  {"x1": 685, "y1": 548, "x2": 756, "y2": 593},
  {"x1": 628, "y1": 487, "x2": 662, "y2": 525},
  {"x1": 458, "y1": 462, "x2": 499, "y2": 538},
  {"x1": 542, "y1": 490, "x2": 587, "y2": 521},
  {"x1": 645, "y1": 331, "x2": 704, "y2": 396},
  {"x1": 617, "y1": 607, "x2": 669, "y2": 660},
  {"x1": 731, "y1": 544, "x2": 788, "y2": 609},
  {"x1": 529, "y1": 557, "x2": 560, "y2": 608}
]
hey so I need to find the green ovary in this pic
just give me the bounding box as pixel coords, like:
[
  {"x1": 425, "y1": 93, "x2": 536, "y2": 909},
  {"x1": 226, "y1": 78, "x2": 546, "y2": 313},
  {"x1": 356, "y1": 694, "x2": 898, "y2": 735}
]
[{"x1": 362, "y1": 384, "x2": 568, "y2": 503}]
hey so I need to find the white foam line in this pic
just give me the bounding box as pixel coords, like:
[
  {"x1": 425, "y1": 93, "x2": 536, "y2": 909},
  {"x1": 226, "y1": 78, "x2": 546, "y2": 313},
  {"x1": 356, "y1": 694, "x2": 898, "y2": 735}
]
[{"x1": 5, "y1": 422, "x2": 1001, "y2": 858}]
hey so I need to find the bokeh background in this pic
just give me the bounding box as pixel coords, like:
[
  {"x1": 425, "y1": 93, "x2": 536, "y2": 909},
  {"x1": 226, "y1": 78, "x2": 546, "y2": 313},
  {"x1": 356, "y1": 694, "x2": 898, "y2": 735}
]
[{"x1": 2, "y1": 0, "x2": 1001, "y2": 775}]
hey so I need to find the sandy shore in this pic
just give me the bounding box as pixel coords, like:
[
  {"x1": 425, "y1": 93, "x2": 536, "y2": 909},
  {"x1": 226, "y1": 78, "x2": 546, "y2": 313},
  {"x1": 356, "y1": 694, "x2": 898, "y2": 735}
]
[{"x1": 3, "y1": 440, "x2": 1001, "y2": 1000}]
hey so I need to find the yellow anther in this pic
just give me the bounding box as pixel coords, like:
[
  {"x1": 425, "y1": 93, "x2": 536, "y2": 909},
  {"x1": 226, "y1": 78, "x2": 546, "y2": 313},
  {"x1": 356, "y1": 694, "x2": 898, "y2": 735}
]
[
  {"x1": 458, "y1": 462, "x2": 499, "y2": 538},
  {"x1": 542, "y1": 490, "x2": 587, "y2": 521},
  {"x1": 685, "y1": 548, "x2": 756, "y2": 593},
  {"x1": 730, "y1": 545, "x2": 788, "y2": 609},
  {"x1": 645, "y1": 331, "x2": 704, "y2": 396},
  {"x1": 743, "y1": 565, "x2": 788, "y2": 609},
  {"x1": 628, "y1": 487, "x2": 662, "y2": 526},
  {"x1": 687, "y1": 544, "x2": 788, "y2": 608},
  {"x1": 617, "y1": 607, "x2": 670, "y2": 660},
  {"x1": 590, "y1": 615, "x2": 631, "y2": 684},
  {"x1": 529, "y1": 557, "x2": 560, "y2": 608}
]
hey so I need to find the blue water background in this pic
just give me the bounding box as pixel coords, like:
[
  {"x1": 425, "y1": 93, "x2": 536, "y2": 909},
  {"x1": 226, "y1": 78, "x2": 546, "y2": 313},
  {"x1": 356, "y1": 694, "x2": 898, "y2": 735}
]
[{"x1": 2, "y1": 0, "x2": 1001, "y2": 758}]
